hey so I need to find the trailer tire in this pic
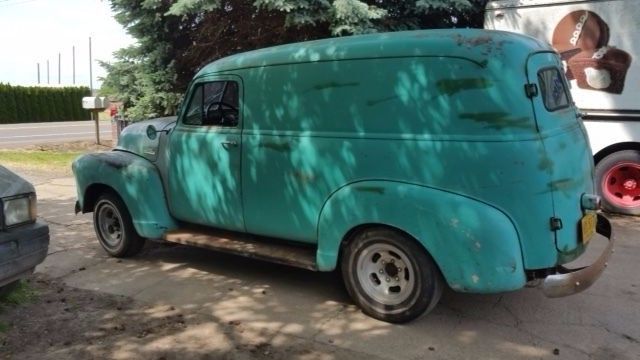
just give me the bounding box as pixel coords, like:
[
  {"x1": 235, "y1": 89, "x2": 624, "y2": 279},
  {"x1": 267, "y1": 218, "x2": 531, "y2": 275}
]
[{"x1": 595, "y1": 150, "x2": 640, "y2": 216}]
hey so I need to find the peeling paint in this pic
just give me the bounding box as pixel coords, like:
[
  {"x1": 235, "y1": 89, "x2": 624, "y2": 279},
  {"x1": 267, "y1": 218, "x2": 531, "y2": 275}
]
[
  {"x1": 366, "y1": 95, "x2": 399, "y2": 107},
  {"x1": 459, "y1": 112, "x2": 534, "y2": 130},
  {"x1": 471, "y1": 274, "x2": 480, "y2": 284},
  {"x1": 355, "y1": 186, "x2": 385, "y2": 195},
  {"x1": 436, "y1": 78, "x2": 492, "y2": 96},
  {"x1": 311, "y1": 81, "x2": 359, "y2": 91},
  {"x1": 548, "y1": 178, "x2": 579, "y2": 191},
  {"x1": 292, "y1": 171, "x2": 315, "y2": 183},
  {"x1": 259, "y1": 141, "x2": 292, "y2": 153}
]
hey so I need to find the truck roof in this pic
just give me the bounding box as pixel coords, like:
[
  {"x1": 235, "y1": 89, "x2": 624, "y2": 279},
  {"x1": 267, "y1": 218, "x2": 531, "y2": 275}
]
[
  {"x1": 195, "y1": 28, "x2": 551, "y2": 77},
  {"x1": 486, "y1": 0, "x2": 612, "y2": 10}
]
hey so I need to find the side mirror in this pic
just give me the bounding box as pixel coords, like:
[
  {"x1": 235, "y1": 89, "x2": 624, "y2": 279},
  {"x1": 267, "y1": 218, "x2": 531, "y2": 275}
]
[{"x1": 146, "y1": 124, "x2": 158, "y2": 140}]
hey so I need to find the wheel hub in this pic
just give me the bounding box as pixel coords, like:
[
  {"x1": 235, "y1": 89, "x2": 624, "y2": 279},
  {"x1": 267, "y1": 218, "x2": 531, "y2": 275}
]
[
  {"x1": 623, "y1": 178, "x2": 637, "y2": 191},
  {"x1": 603, "y1": 162, "x2": 640, "y2": 207},
  {"x1": 356, "y1": 243, "x2": 415, "y2": 306}
]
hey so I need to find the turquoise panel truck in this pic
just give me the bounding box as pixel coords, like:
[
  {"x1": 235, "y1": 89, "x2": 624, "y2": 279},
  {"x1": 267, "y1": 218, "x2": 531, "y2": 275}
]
[{"x1": 73, "y1": 29, "x2": 613, "y2": 323}]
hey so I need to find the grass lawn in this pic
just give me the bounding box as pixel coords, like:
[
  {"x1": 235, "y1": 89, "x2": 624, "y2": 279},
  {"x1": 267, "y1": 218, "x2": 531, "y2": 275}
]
[{"x1": 0, "y1": 149, "x2": 82, "y2": 172}]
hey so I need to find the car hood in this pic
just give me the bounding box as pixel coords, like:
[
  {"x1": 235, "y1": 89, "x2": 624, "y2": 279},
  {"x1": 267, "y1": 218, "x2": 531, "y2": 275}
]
[{"x1": 0, "y1": 165, "x2": 35, "y2": 197}]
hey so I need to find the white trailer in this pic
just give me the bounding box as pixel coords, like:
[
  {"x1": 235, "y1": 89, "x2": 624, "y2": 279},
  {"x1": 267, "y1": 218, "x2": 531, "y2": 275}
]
[{"x1": 486, "y1": 0, "x2": 640, "y2": 215}]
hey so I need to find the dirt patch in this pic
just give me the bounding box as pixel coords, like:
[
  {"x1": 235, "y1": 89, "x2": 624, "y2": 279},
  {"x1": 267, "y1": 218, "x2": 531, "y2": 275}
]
[
  {"x1": 19, "y1": 140, "x2": 114, "y2": 152},
  {"x1": 0, "y1": 274, "x2": 358, "y2": 360}
]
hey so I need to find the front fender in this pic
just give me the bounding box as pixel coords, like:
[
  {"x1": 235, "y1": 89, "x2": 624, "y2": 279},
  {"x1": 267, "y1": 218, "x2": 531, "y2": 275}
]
[
  {"x1": 316, "y1": 180, "x2": 526, "y2": 293},
  {"x1": 73, "y1": 151, "x2": 178, "y2": 239}
]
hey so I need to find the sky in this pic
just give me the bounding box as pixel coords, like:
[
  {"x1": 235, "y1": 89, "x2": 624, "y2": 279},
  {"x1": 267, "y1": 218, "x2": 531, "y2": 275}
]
[{"x1": 0, "y1": 0, "x2": 135, "y2": 89}]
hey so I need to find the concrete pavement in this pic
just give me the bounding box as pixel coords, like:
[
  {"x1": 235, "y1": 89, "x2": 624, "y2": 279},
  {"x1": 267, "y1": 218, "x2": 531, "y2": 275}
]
[
  {"x1": 23, "y1": 172, "x2": 640, "y2": 359},
  {"x1": 0, "y1": 121, "x2": 112, "y2": 148}
]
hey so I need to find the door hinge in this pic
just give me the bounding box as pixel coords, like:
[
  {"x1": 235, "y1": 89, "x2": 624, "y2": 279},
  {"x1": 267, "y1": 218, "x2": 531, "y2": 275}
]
[
  {"x1": 525, "y1": 84, "x2": 539, "y2": 98},
  {"x1": 550, "y1": 217, "x2": 563, "y2": 231}
]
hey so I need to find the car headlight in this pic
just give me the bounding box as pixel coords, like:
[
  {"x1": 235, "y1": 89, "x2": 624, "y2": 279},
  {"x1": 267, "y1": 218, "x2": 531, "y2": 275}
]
[{"x1": 1, "y1": 193, "x2": 37, "y2": 228}]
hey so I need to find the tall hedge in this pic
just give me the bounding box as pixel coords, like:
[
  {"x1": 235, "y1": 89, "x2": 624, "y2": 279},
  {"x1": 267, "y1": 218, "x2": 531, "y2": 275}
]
[{"x1": 0, "y1": 84, "x2": 91, "y2": 124}]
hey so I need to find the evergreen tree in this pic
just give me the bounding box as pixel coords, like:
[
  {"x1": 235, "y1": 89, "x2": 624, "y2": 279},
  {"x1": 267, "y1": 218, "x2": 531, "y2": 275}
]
[{"x1": 102, "y1": 0, "x2": 485, "y2": 120}]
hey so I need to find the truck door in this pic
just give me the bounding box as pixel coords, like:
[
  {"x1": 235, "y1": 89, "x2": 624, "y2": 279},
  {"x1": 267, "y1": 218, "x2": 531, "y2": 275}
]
[
  {"x1": 526, "y1": 52, "x2": 596, "y2": 254},
  {"x1": 167, "y1": 76, "x2": 245, "y2": 232}
]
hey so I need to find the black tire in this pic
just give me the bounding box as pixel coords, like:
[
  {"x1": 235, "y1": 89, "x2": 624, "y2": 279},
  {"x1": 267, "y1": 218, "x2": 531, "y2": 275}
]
[
  {"x1": 93, "y1": 193, "x2": 145, "y2": 257},
  {"x1": 595, "y1": 150, "x2": 640, "y2": 216},
  {"x1": 341, "y1": 227, "x2": 443, "y2": 323}
]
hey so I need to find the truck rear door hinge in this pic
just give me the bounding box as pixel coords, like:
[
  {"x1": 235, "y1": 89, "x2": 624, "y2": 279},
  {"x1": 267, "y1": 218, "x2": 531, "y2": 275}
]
[{"x1": 525, "y1": 84, "x2": 539, "y2": 98}]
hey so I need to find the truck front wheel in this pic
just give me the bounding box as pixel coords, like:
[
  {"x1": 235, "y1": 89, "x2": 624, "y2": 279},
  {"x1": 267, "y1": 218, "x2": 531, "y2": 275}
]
[
  {"x1": 93, "y1": 193, "x2": 146, "y2": 257},
  {"x1": 595, "y1": 150, "x2": 640, "y2": 216},
  {"x1": 341, "y1": 227, "x2": 443, "y2": 323}
]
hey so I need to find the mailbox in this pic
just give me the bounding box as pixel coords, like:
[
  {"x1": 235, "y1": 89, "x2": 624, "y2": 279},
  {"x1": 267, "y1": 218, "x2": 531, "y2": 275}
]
[{"x1": 82, "y1": 97, "x2": 110, "y2": 110}]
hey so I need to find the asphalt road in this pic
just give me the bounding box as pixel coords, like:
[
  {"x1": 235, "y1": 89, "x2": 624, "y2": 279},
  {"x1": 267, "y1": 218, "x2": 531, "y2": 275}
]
[{"x1": 0, "y1": 121, "x2": 112, "y2": 148}]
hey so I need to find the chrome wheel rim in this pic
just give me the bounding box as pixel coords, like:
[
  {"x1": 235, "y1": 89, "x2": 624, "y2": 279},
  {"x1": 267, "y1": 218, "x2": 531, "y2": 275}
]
[
  {"x1": 356, "y1": 242, "x2": 415, "y2": 306},
  {"x1": 97, "y1": 201, "x2": 123, "y2": 248}
]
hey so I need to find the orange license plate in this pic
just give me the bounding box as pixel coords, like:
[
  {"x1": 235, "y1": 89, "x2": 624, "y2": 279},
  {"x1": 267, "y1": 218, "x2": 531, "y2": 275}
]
[{"x1": 580, "y1": 213, "x2": 597, "y2": 245}]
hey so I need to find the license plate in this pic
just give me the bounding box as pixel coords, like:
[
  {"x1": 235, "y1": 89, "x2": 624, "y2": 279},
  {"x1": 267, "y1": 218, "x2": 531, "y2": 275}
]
[{"x1": 580, "y1": 212, "x2": 597, "y2": 245}]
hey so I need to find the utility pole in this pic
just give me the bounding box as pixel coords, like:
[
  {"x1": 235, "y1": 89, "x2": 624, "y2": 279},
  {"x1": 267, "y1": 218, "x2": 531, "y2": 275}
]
[
  {"x1": 58, "y1": 52, "x2": 61, "y2": 84},
  {"x1": 72, "y1": 46, "x2": 76, "y2": 85},
  {"x1": 46, "y1": 60, "x2": 50, "y2": 84},
  {"x1": 37, "y1": 63, "x2": 40, "y2": 84},
  {"x1": 89, "y1": 37, "x2": 93, "y2": 94},
  {"x1": 89, "y1": 36, "x2": 99, "y2": 144}
]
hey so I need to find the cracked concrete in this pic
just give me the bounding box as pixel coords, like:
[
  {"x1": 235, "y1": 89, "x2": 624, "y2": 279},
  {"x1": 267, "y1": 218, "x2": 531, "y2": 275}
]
[{"x1": 7, "y1": 168, "x2": 640, "y2": 359}]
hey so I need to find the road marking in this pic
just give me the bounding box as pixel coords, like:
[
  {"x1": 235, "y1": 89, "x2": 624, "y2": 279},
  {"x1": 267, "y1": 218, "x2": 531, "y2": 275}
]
[
  {"x1": 0, "y1": 131, "x2": 111, "y2": 140},
  {"x1": 0, "y1": 123, "x2": 110, "y2": 130}
]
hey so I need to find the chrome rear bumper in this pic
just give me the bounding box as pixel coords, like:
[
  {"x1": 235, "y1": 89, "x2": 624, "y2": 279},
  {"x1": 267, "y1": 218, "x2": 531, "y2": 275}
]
[{"x1": 542, "y1": 214, "x2": 614, "y2": 298}]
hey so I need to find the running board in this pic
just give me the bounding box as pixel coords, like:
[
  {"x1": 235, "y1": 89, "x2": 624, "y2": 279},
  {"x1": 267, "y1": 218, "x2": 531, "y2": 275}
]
[{"x1": 163, "y1": 228, "x2": 318, "y2": 271}]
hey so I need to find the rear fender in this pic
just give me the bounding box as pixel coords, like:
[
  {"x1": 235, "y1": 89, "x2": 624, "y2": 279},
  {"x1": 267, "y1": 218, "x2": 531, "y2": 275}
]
[
  {"x1": 73, "y1": 151, "x2": 178, "y2": 239},
  {"x1": 316, "y1": 180, "x2": 526, "y2": 293}
]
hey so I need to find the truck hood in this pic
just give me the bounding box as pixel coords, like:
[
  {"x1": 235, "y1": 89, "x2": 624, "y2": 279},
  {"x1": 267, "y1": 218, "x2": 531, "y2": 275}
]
[
  {"x1": 0, "y1": 165, "x2": 35, "y2": 197},
  {"x1": 116, "y1": 116, "x2": 177, "y2": 162}
]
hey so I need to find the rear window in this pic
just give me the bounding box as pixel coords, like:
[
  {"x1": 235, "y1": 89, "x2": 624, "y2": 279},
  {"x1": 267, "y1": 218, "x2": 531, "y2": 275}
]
[{"x1": 538, "y1": 68, "x2": 570, "y2": 112}]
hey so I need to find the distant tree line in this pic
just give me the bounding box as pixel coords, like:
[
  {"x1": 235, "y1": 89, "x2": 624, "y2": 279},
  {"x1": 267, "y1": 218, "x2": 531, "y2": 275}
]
[
  {"x1": 0, "y1": 84, "x2": 91, "y2": 124},
  {"x1": 101, "y1": 0, "x2": 487, "y2": 120}
]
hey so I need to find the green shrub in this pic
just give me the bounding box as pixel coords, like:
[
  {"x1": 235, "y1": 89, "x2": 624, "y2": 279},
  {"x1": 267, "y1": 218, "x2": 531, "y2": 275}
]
[{"x1": 0, "y1": 84, "x2": 90, "y2": 124}]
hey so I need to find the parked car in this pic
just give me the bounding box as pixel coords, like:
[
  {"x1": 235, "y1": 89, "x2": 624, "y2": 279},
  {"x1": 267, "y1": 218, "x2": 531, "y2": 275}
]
[
  {"x1": 73, "y1": 29, "x2": 613, "y2": 323},
  {"x1": 0, "y1": 166, "x2": 49, "y2": 292}
]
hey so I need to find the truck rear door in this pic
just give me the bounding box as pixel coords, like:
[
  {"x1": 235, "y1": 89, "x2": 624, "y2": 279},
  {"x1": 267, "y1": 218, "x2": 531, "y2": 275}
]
[{"x1": 526, "y1": 51, "x2": 596, "y2": 256}]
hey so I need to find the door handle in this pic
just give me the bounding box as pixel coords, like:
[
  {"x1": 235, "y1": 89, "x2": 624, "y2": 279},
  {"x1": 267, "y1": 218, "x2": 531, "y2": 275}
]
[{"x1": 221, "y1": 140, "x2": 238, "y2": 148}]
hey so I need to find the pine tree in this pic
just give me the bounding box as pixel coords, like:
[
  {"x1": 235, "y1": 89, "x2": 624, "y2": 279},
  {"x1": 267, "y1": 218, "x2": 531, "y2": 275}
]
[{"x1": 103, "y1": 0, "x2": 483, "y2": 120}]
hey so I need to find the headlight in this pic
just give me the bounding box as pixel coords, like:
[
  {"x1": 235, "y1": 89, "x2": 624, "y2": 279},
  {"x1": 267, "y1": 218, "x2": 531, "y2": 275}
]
[{"x1": 1, "y1": 193, "x2": 37, "y2": 228}]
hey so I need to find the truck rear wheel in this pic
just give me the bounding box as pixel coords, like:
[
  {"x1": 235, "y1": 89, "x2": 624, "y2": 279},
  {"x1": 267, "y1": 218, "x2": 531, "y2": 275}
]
[
  {"x1": 341, "y1": 227, "x2": 443, "y2": 323},
  {"x1": 595, "y1": 150, "x2": 640, "y2": 216},
  {"x1": 93, "y1": 193, "x2": 145, "y2": 257}
]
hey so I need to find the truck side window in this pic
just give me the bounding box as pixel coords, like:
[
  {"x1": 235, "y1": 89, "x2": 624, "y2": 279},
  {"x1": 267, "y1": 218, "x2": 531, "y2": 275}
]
[
  {"x1": 184, "y1": 85, "x2": 204, "y2": 125},
  {"x1": 538, "y1": 68, "x2": 570, "y2": 112},
  {"x1": 183, "y1": 81, "x2": 239, "y2": 127}
]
